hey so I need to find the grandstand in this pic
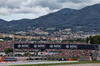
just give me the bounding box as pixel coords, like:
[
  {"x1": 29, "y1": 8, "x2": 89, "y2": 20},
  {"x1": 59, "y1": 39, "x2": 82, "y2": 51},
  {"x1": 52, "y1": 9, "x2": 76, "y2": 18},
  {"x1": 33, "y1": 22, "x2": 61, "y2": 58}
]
[{"x1": 0, "y1": 41, "x2": 99, "y2": 61}]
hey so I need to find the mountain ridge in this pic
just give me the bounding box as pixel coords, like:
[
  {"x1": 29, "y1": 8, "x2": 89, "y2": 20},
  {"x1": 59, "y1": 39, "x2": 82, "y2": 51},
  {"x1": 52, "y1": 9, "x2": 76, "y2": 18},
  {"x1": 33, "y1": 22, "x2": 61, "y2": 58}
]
[{"x1": 0, "y1": 4, "x2": 100, "y2": 33}]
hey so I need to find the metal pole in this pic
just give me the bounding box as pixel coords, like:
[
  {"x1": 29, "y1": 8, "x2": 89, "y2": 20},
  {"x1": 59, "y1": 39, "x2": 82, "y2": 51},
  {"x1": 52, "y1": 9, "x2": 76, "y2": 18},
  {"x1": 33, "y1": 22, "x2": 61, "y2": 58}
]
[
  {"x1": 13, "y1": 41, "x2": 15, "y2": 58},
  {"x1": 27, "y1": 49, "x2": 29, "y2": 59},
  {"x1": 12, "y1": 35, "x2": 15, "y2": 58},
  {"x1": 98, "y1": 45, "x2": 100, "y2": 56}
]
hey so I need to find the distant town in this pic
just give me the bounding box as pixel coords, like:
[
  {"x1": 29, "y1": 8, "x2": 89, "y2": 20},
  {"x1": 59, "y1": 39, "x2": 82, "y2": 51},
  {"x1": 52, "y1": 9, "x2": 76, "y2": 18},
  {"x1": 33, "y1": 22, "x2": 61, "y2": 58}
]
[{"x1": 0, "y1": 28, "x2": 100, "y2": 43}]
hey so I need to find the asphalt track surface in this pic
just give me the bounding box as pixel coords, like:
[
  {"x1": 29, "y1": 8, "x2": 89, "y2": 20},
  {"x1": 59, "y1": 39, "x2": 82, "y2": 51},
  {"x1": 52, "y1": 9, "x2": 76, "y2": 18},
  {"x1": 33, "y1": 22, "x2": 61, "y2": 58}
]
[
  {"x1": 54, "y1": 64, "x2": 100, "y2": 66},
  {"x1": 0, "y1": 60, "x2": 78, "y2": 66}
]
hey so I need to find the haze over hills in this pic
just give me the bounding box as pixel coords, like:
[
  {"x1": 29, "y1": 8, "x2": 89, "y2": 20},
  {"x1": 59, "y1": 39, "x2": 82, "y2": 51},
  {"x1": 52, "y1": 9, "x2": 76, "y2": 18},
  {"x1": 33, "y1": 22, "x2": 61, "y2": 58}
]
[{"x1": 0, "y1": 4, "x2": 100, "y2": 33}]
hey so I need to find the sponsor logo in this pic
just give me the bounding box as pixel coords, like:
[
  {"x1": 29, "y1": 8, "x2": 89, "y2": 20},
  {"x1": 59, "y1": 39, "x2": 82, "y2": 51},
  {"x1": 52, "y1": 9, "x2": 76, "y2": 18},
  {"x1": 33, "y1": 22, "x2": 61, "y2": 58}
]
[
  {"x1": 38, "y1": 44, "x2": 45, "y2": 48},
  {"x1": 66, "y1": 45, "x2": 69, "y2": 48},
  {"x1": 50, "y1": 45, "x2": 61, "y2": 48},
  {"x1": 34, "y1": 44, "x2": 45, "y2": 48},
  {"x1": 34, "y1": 45, "x2": 37, "y2": 48},
  {"x1": 54, "y1": 45, "x2": 61, "y2": 48},
  {"x1": 70, "y1": 45, "x2": 77, "y2": 49},
  {"x1": 50, "y1": 45, "x2": 53, "y2": 48},
  {"x1": 22, "y1": 45, "x2": 29, "y2": 48},
  {"x1": 18, "y1": 45, "x2": 21, "y2": 48},
  {"x1": 18, "y1": 44, "x2": 29, "y2": 48}
]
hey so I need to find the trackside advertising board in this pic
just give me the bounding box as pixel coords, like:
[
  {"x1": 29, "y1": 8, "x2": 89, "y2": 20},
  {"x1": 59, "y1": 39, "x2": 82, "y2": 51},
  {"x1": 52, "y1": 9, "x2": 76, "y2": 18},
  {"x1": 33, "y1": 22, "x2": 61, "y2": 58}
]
[
  {"x1": 14, "y1": 43, "x2": 98, "y2": 50},
  {"x1": 4, "y1": 58, "x2": 17, "y2": 61}
]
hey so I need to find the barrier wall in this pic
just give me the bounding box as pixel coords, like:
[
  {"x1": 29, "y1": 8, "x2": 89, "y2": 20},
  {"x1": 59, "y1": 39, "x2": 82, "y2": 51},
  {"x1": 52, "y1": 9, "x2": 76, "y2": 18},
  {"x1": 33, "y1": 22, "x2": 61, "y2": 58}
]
[{"x1": 1, "y1": 56, "x2": 17, "y2": 62}]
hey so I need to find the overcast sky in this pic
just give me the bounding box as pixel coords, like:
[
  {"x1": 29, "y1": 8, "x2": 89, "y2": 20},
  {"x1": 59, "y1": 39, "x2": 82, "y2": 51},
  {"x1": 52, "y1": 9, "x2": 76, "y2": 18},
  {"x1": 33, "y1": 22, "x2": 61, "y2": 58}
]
[{"x1": 0, "y1": 0, "x2": 100, "y2": 21}]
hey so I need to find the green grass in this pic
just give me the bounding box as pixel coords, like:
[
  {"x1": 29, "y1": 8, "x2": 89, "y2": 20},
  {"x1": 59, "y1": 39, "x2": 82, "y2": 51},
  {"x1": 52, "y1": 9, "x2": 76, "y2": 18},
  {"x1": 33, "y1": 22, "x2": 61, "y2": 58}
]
[{"x1": 11, "y1": 61, "x2": 100, "y2": 66}]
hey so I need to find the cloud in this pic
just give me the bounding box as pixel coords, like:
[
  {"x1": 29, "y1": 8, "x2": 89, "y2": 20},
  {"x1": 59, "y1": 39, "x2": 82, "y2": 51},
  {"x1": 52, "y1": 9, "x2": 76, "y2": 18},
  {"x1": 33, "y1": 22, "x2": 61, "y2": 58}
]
[
  {"x1": 0, "y1": 0, "x2": 100, "y2": 21},
  {"x1": 57, "y1": 0, "x2": 100, "y2": 9},
  {"x1": 25, "y1": 0, "x2": 62, "y2": 10},
  {"x1": 58, "y1": 0, "x2": 90, "y2": 3},
  {"x1": 0, "y1": 0, "x2": 26, "y2": 9},
  {"x1": 0, "y1": 0, "x2": 59, "y2": 15}
]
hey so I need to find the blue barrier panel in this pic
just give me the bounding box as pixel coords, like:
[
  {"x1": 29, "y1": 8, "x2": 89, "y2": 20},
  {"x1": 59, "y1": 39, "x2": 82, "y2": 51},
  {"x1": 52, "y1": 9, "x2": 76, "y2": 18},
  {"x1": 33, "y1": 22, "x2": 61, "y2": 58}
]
[{"x1": 4, "y1": 58, "x2": 17, "y2": 61}]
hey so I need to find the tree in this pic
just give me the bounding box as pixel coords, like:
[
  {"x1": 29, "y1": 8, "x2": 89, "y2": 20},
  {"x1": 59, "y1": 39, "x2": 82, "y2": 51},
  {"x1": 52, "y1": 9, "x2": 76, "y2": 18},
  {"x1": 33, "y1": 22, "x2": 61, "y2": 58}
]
[
  {"x1": 68, "y1": 39, "x2": 74, "y2": 42},
  {"x1": 86, "y1": 37, "x2": 89, "y2": 44},
  {"x1": 76, "y1": 38, "x2": 86, "y2": 42},
  {"x1": 22, "y1": 38, "x2": 26, "y2": 41},
  {"x1": 5, "y1": 48, "x2": 13, "y2": 54},
  {"x1": 89, "y1": 35, "x2": 100, "y2": 44},
  {"x1": 23, "y1": 53, "x2": 30, "y2": 56},
  {"x1": 4, "y1": 37, "x2": 12, "y2": 40},
  {"x1": 31, "y1": 39, "x2": 39, "y2": 41},
  {"x1": 89, "y1": 36, "x2": 93, "y2": 44}
]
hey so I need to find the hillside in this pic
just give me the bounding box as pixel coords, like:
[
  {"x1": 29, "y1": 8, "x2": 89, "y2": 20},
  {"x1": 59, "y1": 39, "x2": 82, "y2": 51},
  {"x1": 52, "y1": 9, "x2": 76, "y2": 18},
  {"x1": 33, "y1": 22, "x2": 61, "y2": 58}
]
[
  {"x1": 0, "y1": 4, "x2": 100, "y2": 33},
  {"x1": 0, "y1": 19, "x2": 7, "y2": 25}
]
